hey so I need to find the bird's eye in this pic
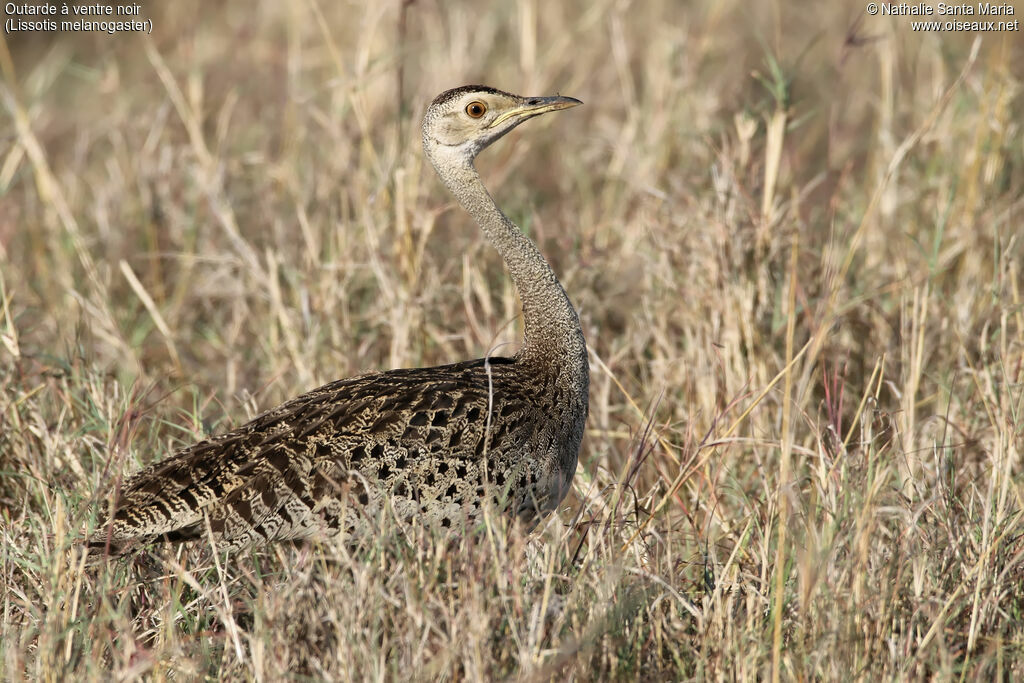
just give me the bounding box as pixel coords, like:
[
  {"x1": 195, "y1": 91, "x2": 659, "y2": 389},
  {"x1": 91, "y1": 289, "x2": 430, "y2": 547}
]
[{"x1": 465, "y1": 101, "x2": 487, "y2": 118}]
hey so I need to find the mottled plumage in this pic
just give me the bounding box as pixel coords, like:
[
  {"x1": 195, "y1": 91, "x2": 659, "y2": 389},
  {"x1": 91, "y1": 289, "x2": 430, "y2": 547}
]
[{"x1": 89, "y1": 86, "x2": 588, "y2": 556}]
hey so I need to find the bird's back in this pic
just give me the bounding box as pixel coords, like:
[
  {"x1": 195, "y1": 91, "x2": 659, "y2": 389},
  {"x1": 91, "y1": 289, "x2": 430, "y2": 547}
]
[{"x1": 89, "y1": 354, "x2": 585, "y2": 556}]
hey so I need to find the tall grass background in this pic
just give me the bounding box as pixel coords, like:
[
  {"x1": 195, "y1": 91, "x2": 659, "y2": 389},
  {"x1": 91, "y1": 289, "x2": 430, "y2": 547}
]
[{"x1": 1, "y1": 0, "x2": 1022, "y2": 679}]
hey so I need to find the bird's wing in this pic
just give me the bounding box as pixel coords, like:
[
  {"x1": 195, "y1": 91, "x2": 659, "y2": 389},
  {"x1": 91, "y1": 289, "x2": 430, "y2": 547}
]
[{"x1": 88, "y1": 358, "x2": 529, "y2": 553}]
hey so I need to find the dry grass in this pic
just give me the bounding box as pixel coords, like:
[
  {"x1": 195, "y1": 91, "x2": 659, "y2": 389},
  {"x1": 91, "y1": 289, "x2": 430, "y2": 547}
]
[{"x1": 2, "y1": 0, "x2": 1023, "y2": 679}]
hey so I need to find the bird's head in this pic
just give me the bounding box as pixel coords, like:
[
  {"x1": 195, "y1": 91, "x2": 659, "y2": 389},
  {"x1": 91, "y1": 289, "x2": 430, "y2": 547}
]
[{"x1": 422, "y1": 85, "x2": 581, "y2": 167}]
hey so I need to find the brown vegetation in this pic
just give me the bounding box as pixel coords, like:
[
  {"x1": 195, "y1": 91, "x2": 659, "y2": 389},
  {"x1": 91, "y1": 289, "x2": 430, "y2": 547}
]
[{"x1": 1, "y1": 1, "x2": 1022, "y2": 679}]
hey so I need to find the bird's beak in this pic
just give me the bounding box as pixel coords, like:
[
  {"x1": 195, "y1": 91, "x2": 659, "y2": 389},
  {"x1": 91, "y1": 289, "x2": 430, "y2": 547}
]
[{"x1": 488, "y1": 95, "x2": 582, "y2": 129}]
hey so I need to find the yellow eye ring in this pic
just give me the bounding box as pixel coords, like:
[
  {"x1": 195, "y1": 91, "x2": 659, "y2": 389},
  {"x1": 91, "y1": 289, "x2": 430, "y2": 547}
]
[{"x1": 465, "y1": 101, "x2": 487, "y2": 118}]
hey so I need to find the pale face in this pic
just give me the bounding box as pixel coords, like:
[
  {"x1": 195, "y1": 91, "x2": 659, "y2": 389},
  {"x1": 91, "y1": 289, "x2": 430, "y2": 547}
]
[
  {"x1": 423, "y1": 86, "x2": 581, "y2": 164},
  {"x1": 426, "y1": 89, "x2": 524, "y2": 149}
]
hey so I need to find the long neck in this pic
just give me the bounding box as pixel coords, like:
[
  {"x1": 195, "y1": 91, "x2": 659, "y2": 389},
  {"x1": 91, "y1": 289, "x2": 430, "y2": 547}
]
[{"x1": 435, "y1": 158, "x2": 586, "y2": 373}]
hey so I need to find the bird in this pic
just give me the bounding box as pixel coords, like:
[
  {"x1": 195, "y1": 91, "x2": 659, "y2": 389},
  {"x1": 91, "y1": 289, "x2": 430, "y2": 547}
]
[{"x1": 87, "y1": 85, "x2": 589, "y2": 557}]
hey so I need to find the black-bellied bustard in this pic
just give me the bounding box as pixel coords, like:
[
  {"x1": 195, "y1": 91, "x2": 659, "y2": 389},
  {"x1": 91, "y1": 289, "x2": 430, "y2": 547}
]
[{"x1": 88, "y1": 86, "x2": 588, "y2": 556}]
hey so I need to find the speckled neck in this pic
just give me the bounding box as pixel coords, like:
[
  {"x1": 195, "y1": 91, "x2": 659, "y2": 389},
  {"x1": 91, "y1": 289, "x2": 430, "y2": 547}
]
[{"x1": 426, "y1": 150, "x2": 587, "y2": 383}]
